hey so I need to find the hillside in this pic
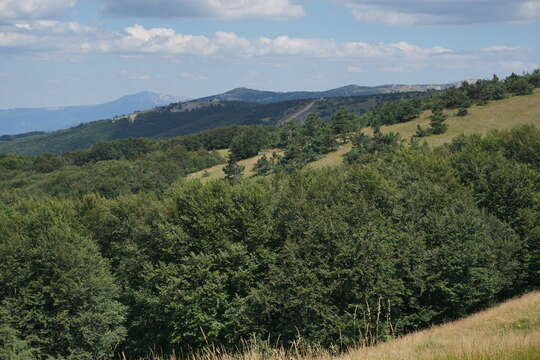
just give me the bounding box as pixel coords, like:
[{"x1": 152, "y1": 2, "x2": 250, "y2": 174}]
[
  {"x1": 0, "y1": 92, "x2": 420, "y2": 155},
  {"x1": 197, "y1": 83, "x2": 455, "y2": 104},
  {"x1": 342, "y1": 292, "x2": 539, "y2": 360},
  {"x1": 0, "y1": 91, "x2": 188, "y2": 135},
  {"x1": 189, "y1": 90, "x2": 540, "y2": 180},
  {"x1": 345, "y1": 291, "x2": 540, "y2": 360},
  {"x1": 154, "y1": 291, "x2": 540, "y2": 360},
  {"x1": 1, "y1": 73, "x2": 539, "y2": 360},
  {"x1": 373, "y1": 88, "x2": 540, "y2": 147}
]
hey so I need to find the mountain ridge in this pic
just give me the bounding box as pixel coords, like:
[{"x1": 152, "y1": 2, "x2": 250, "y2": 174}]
[
  {"x1": 195, "y1": 82, "x2": 457, "y2": 104},
  {"x1": 0, "y1": 91, "x2": 190, "y2": 135},
  {"x1": 0, "y1": 92, "x2": 423, "y2": 155}
]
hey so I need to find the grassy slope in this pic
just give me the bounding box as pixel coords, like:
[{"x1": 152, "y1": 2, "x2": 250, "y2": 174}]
[
  {"x1": 373, "y1": 89, "x2": 540, "y2": 148},
  {"x1": 187, "y1": 149, "x2": 284, "y2": 181},
  {"x1": 158, "y1": 292, "x2": 540, "y2": 360},
  {"x1": 344, "y1": 291, "x2": 540, "y2": 360},
  {"x1": 189, "y1": 90, "x2": 540, "y2": 181}
]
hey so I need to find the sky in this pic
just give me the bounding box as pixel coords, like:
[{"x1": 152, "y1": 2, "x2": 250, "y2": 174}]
[{"x1": 0, "y1": 0, "x2": 539, "y2": 108}]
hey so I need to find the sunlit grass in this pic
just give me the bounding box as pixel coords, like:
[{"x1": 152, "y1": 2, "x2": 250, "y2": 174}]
[
  {"x1": 188, "y1": 149, "x2": 283, "y2": 181},
  {"x1": 138, "y1": 292, "x2": 540, "y2": 360},
  {"x1": 187, "y1": 90, "x2": 540, "y2": 180}
]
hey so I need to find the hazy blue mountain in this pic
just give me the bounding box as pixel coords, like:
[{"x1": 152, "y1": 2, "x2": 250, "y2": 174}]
[
  {"x1": 0, "y1": 91, "x2": 189, "y2": 135},
  {"x1": 196, "y1": 83, "x2": 452, "y2": 104}
]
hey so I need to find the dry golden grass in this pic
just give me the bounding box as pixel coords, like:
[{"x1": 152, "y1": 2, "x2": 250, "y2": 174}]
[
  {"x1": 143, "y1": 292, "x2": 540, "y2": 360},
  {"x1": 373, "y1": 89, "x2": 540, "y2": 147},
  {"x1": 188, "y1": 149, "x2": 283, "y2": 182},
  {"x1": 311, "y1": 90, "x2": 540, "y2": 170},
  {"x1": 344, "y1": 291, "x2": 540, "y2": 360},
  {"x1": 187, "y1": 91, "x2": 540, "y2": 180},
  {"x1": 307, "y1": 142, "x2": 352, "y2": 169}
]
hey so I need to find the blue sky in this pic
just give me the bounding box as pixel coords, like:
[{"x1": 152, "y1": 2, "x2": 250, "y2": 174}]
[{"x1": 0, "y1": 0, "x2": 538, "y2": 108}]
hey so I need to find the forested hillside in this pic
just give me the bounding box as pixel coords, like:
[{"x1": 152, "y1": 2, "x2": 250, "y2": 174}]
[
  {"x1": 1, "y1": 71, "x2": 539, "y2": 360},
  {"x1": 0, "y1": 92, "x2": 421, "y2": 155}
]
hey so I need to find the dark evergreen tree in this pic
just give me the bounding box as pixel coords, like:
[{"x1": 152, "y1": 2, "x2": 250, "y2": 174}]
[
  {"x1": 429, "y1": 109, "x2": 448, "y2": 135},
  {"x1": 223, "y1": 157, "x2": 245, "y2": 184}
]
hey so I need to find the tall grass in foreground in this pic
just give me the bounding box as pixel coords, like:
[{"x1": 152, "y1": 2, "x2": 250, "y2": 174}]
[{"x1": 133, "y1": 292, "x2": 540, "y2": 360}]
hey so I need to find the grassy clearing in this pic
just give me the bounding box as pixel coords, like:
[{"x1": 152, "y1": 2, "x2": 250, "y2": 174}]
[
  {"x1": 188, "y1": 149, "x2": 283, "y2": 181},
  {"x1": 373, "y1": 89, "x2": 540, "y2": 147},
  {"x1": 141, "y1": 292, "x2": 540, "y2": 360},
  {"x1": 188, "y1": 91, "x2": 540, "y2": 180}
]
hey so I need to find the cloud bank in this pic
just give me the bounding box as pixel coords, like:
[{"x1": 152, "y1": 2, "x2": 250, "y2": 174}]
[
  {"x1": 341, "y1": 0, "x2": 540, "y2": 25},
  {"x1": 0, "y1": 0, "x2": 76, "y2": 21},
  {"x1": 2, "y1": 21, "x2": 537, "y2": 76},
  {"x1": 101, "y1": 0, "x2": 305, "y2": 19}
]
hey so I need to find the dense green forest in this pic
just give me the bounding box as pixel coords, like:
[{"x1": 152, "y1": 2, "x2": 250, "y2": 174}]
[{"x1": 0, "y1": 71, "x2": 539, "y2": 359}]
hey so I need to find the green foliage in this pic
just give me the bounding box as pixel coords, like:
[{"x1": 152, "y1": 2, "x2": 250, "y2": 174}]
[
  {"x1": 456, "y1": 108, "x2": 469, "y2": 117},
  {"x1": 0, "y1": 125, "x2": 538, "y2": 358},
  {"x1": 345, "y1": 129, "x2": 401, "y2": 163},
  {"x1": 330, "y1": 108, "x2": 360, "y2": 142},
  {"x1": 0, "y1": 72, "x2": 539, "y2": 360},
  {"x1": 366, "y1": 97, "x2": 424, "y2": 126},
  {"x1": 446, "y1": 127, "x2": 540, "y2": 290},
  {"x1": 0, "y1": 318, "x2": 38, "y2": 360},
  {"x1": 272, "y1": 115, "x2": 338, "y2": 173},
  {"x1": 436, "y1": 86, "x2": 472, "y2": 109},
  {"x1": 526, "y1": 69, "x2": 540, "y2": 87},
  {"x1": 0, "y1": 202, "x2": 126, "y2": 359},
  {"x1": 223, "y1": 157, "x2": 245, "y2": 184},
  {"x1": 429, "y1": 109, "x2": 448, "y2": 135},
  {"x1": 415, "y1": 125, "x2": 431, "y2": 138},
  {"x1": 253, "y1": 155, "x2": 275, "y2": 176},
  {"x1": 230, "y1": 127, "x2": 275, "y2": 161},
  {"x1": 506, "y1": 73, "x2": 535, "y2": 96},
  {"x1": 0, "y1": 141, "x2": 224, "y2": 202}
]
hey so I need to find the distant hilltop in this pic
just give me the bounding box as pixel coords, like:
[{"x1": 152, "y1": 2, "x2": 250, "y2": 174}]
[
  {"x1": 195, "y1": 82, "x2": 465, "y2": 104},
  {"x1": 0, "y1": 91, "x2": 190, "y2": 136}
]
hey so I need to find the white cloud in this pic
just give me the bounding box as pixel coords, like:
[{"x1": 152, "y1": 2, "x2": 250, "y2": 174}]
[
  {"x1": 73, "y1": 25, "x2": 453, "y2": 60},
  {"x1": 0, "y1": 0, "x2": 77, "y2": 21},
  {"x1": 0, "y1": 20, "x2": 96, "y2": 53},
  {"x1": 102, "y1": 0, "x2": 305, "y2": 20},
  {"x1": 85, "y1": 24, "x2": 217, "y2": 55},
  {"x1": 1, "y1": 22, "x2": 537, "y2": 78},
  {"x1": 340, "y1": 0, "x2": 540, "y2": 25}
]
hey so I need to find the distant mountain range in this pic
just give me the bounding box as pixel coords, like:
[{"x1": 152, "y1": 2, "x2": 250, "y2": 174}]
[
  {"x1": 0, "y1": 81, "x2": 467, "y2": 154},
  {"x1": 197, "y1": 83, "x2": 455, "y2": 104},
  {"x1": 0, "y1": 92, "x2": 424, "y2": 155},
  {"x1": 0, "y1": 83, "x2": 460, "y2": 137},
  {"x1": 0, "y1": 91, "x2": 189, "y2": 135}
]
